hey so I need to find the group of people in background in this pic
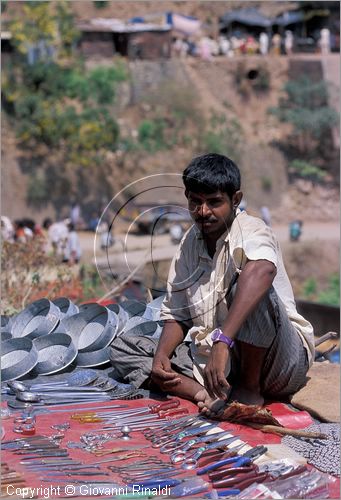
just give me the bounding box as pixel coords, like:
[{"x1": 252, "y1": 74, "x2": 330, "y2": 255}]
[
  {"x1": 1, "y1": 214, "x2": 82, "y2": 266},
  {"x1": 172, "y1": 27, "x2": 332, "y2": 60}
]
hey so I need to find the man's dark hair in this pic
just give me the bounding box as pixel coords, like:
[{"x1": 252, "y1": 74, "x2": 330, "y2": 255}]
[
  {"x1": 183, "y1": 153, "x2": 241, "y2": 200},
  {"x1": 43, "y1": 218, "x2": 52, "y2": 229}
]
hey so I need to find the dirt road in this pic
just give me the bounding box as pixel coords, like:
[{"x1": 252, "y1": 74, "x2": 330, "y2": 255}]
[{"x1": 80, "y1": 221, "x2": 339, "y2": 268}]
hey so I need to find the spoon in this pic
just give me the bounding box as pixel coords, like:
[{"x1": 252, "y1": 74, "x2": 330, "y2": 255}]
[
  {"x1": 7, "y1": 380, "x2": 106, "y2": 394},
  {"x1": 7, "y1": 400, "x2": 128, "y2": 411},
  {"x1": 16, "y1": 391, "x2": 111, "y2": 404}
]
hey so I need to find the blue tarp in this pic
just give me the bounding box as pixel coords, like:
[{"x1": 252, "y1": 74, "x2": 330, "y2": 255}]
[
  {"x1": 273, "y1": 11, "x2": 305, "y2": 26},
  {"x1": 219, "y1": 8, "x2": 273, "y2": 28},
  {"x1": 219, "y1": 8, "x2": 309, "y2": 29}
]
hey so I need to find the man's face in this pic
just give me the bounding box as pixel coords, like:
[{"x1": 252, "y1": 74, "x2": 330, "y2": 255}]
[{"x1": 186, "y1": 190, "x2": 238, "y2": 238}]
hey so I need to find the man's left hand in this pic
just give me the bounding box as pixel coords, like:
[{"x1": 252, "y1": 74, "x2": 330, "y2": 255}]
[{"x1": 203, "y1": 343, "x2": 231, "y2": 399}]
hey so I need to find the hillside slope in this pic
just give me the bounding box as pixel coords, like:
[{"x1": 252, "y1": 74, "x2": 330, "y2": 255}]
[{"x1": 2, "y1": 55, "x2": 339, "y2": 224}]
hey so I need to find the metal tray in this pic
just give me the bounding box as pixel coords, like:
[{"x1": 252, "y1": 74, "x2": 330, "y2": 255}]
[
  {"x1": 1, "y1": 338, "x2": 38, "y2": 381},
  {"x1": 32, "y1": 333, "x2": 77, "y2": 375},
  {"x1": 57, "y1": 303, "x2": 119, "y2": 351},
  {"x1": 10, "y1": 298, "x2": 61, "y2": 340}
]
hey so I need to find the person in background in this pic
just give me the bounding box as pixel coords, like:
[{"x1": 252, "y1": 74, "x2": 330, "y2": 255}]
[
  {"x1": 14, "y1": 220, "x2": 33, "y2": 243},
  {"x1": 64, "y1": 222, "x2": 82, "y2": 264},
  {"x1": 284, "y1": 30, "x2": 294, "y2": 55},
  {"x1": 21, "y1": 218, "x2": 44, "y2": 238},
  {"x1": 289, "y1": 220, "x2": 303, "y2": 242},
  {"x1": 319, "y1": 28, "x2": 331, "y2": 55},
  {"x1": 1, "y1": 216, "x2": 14, "y2": 242},
  {"x1": 43, "y1": 218, "x2": 68, "y2": 260},
  {"x1": 98, "y1": 220, "x2": 114, "y2": 251},
  {"x1": 88, "y1": 213, "x2": 100, "y2": 232},
  {"x1": 198, "y1": 36, "x2": 212, "y2": 60},
  {"x1": 70, "y1": 202, "x2": 81, "y2": 228},
  {"x1": 218, "y1": 36, "x2": 230, "y2": 56},
  {"x1": 259, "y1": 32, "x2": 269, "y2": 55},
  {"x1": 271, "y1": 33, "x2": 281, "y2": 55}
]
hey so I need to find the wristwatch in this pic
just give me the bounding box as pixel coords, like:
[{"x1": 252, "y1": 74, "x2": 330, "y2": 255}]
[{"x1": 211, "y1": 328, "x2": 235, "y2": 349}]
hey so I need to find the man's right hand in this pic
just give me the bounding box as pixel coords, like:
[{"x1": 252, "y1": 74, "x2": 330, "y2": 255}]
[{"x1": 151, "y1": 354, "x2": 181, "y2": 388}]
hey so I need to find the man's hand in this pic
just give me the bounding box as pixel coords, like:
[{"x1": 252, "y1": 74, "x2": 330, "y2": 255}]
[
  {"x1": 203, "y1": 343, "x2": 230, "y2": 399},
  {"x1": 151, "y1": 354, "x2": 181, "y2": 389}
]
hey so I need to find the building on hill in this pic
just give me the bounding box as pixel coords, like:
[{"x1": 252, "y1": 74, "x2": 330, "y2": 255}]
[{"x1": 77, "y1": 19, "x2": 172, "y2": 60}]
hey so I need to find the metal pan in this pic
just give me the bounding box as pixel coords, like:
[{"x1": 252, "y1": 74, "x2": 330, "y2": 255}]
[
  {"x1": 56, "y1": 303, "x2": 119, "y2": 351},
  {"x1": 124, "y1": 320, "x2": 162, "y2": 338},
  {"x1": 76, "y1": 346, "x2": 111, "y2": 368},
  {"x1": 1, "y1": 315, "x2": 10, "y2": 328},
  {"x1": 32, "y1": 333, "x2": 77, "y2": 375},
  {"x1": 10, "y1": 298, "x2": 61, "y2": 340},
  {"x1": 106, "y1": 303, "x2": 129, "y2": 336},
  {"x1": 52, "y1": 297, "x2": 79, "y2": 318},
  {"x1": 120, "y1": 300, "x2": 146, "y2": 318},
  {"x1": 1, "y1": 338, "x2": 38, "y2": 381},
  {"x1": 143, "y1": 295, "x2": 166, "y2": 321}
]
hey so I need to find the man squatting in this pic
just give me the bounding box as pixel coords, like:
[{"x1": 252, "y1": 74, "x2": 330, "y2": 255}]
[{"x1": 110, "y1": 153, "x2": 314, "y2": 414}]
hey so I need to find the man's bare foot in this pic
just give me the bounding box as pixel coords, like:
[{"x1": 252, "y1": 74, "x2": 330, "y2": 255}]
[
  {"x1": 194, "y1": 388, "x2": 231, "y2": 416},
  {"x1": 229, "y1": 386, "x2": 264, "y2": 406}
]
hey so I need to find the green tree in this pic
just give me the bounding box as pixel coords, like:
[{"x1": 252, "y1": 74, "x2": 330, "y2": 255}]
[
  {"x1": 3, "y1": 1, "x2": 126, "y2": 172},
  {"x1": 55, "y1": 0, "x2": 80, "y2": 58},
  {"x1": 9, "y1": 0, "x2": 79, "y2": 60},
  {"x1": 10, "y1": 1, "x2": 58, "y2": 56}
]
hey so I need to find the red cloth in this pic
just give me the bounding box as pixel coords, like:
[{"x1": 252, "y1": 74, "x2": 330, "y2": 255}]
[{"x1": 2, "y1": 399, "x2": 339, "y2": 498}]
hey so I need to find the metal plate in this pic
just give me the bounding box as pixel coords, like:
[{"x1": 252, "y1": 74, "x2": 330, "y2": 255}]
[
  {"x1": 76, "y1": 346, "x2": 111, "y2": 368},
  {"x1": 57, "y1": 304, "x2": 119, "y2": 351},
  {"x1": 10, "y1": 299, "x2": 60, "y2": 339},
  {"x1": 32, "y1": 333, "x2": 77, "y2": 375},
  {"x1": 1, "y1": 338, "x2": 38, "y2": 382}
]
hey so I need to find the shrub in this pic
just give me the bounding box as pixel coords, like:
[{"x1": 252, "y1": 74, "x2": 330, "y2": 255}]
[
  {"x1": 260, "y1": 176, "x2": 272, "y2": 191},
  {"x1": 289, "y1": 160, "x2": 327, "y2": 181},
  {"x1": 201, "y1": 113, "x2": 242, "y2": 161},
  {"x1": 302, "y1": 277, "x2": 317, "y2": 300},
  {"x1": 318, "y1": 274, "x2": 340, "y2": 306},
  {"x1": 1, "y1": 239, "x2": 82, "y2": 314},
  {"x1": 138, "y1": 119, "x2": 166, "y2": 152}
]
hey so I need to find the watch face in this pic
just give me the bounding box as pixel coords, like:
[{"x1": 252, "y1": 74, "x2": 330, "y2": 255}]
[{"x1": 211, "y1": 329, "x2": 221, "y2": 341}]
